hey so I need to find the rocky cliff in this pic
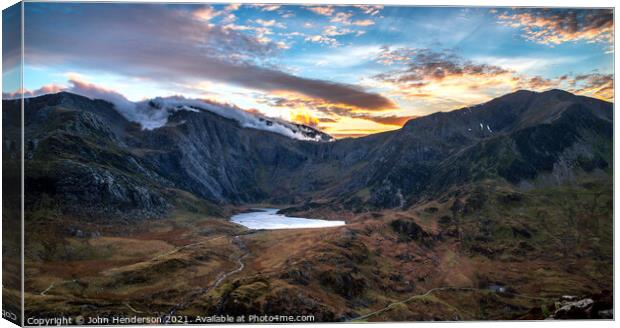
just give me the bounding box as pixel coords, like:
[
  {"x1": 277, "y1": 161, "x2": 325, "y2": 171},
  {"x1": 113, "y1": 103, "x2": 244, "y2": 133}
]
[{"x1": 3, "y1": 89, "x2": 612, "y2": 220}]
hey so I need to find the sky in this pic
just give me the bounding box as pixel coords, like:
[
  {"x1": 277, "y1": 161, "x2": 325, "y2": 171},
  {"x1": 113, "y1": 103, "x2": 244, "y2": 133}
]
[{"x1": 2, "y1": 3, "x2": 614, "y2": 138}]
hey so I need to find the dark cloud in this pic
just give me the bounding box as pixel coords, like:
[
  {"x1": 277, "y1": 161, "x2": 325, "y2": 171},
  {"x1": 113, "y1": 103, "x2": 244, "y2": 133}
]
[
  {"x1": 23, "y1": 3, "x2": 395, "y2": 111},
  {"x1": 257, "y1": 95, "x2": 356, "y2": 116},
  {"x1": 497, "y1": 9, "x2": 613, "y2": 47},
  {"x1": 257, "y1": 94, "x2": 414, "y2": 127},
  {"x1": 521, "y1": 76, "x2": 555, "y2": 90},
  {"x1": 374, "y1": 48, "x2": 510, "y2": 87}
]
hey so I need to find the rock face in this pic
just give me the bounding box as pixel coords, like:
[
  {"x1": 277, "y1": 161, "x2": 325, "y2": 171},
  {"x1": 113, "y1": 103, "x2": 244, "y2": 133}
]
[
  {"x1": 549, "y1": 291, "x2": 613, "y2": 319},
  {"x1": 3, "y1": 89, "x2": 612, "y2": 220},
  {"x1": 553, "y1": 298, "x2": 594, "y2": 319}
]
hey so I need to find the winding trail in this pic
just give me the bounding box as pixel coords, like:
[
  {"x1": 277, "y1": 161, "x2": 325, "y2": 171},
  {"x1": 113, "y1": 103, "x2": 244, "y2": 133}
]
[
  {"x1": 211, "y1": 236, "x2": 249, "y2": 288},
  {"x1": 350, "y1": 286, "x2": 551, "y2": 322},
  {"x1": 151, "y1": 235, "x2": 226, "y2": 262},
  {"x1": 162, "y1": 235, "x2": 250, "y2": 321},
  {"x1": 40, "y1": 279, "x2": 77, "y2": 296},
  {"x1": 124, "y1": 302, "x2": 145, "y2": 314}
]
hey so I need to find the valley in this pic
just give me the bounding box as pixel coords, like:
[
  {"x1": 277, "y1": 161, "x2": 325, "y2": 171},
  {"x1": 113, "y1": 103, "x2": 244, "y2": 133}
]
[
  {"x1": 2, "y1": 89, "x2": 613, "y2": 321},
  {"x1": 21, "y1": 178, "x2": 613, "y2": 321}
]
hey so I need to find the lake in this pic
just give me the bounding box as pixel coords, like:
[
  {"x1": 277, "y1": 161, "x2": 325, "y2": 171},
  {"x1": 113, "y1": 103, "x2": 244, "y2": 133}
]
[{"x1": 231, "y1": 208, "x2": 345, "y2": 230}]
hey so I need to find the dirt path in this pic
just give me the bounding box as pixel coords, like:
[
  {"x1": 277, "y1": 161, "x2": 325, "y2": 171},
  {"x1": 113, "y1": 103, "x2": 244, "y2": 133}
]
[
  {"x1": 151, "y1": 235, "x2": 226, "y2": 261},
  {"x1": 211, "y1": 236, "x2": 249, "y2": 288},
  {"x1": 162, "y1": 235, "x2": 250, "y2": 321},
  {"x1": 350, "y1": 287, "x2": 476, "y2": 321},
  {"x1": 40, "y1": 279, "x2": 77, "y2": 296},
  {"x1": 350, "y1": 286, "x2": 550, "y2": 322},
  {"x1": 124, "y1": 302, "x2": 145, "y2": 314}
]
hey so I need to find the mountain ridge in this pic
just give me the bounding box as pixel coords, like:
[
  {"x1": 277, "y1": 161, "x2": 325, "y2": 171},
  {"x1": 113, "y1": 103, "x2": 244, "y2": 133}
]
[{"x1": 3, "y1": 88, "x2": 612, "y2": 220}]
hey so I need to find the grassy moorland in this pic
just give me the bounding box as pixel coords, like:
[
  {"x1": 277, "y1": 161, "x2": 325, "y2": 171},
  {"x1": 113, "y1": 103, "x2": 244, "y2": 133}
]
[{"x1": 21, "y1": 176, "x2": 612, "y2": 321}]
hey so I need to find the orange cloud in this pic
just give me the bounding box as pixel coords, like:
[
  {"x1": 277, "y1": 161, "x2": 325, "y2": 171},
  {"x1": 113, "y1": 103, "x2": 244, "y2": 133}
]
[
  {"x1": 290, "y1": 110, "x2": 320, "y2": 127},
  {"x1": 244, "y1": 108, "x2": 262, "y2": 115},
  {"x1": 252, "y1": 90, "x2": 412, "y2": 136},
  {"x1": 371, "y1": 47, "x2": 614, "y2": 110},
  {"x1": 2, "y1": 84, "x2": 65, "y2": 99},
  {"x1": 352, "y1": 19, "x2": 375, "y2": 26},
  {"x1": 354, "y1": 114, "x2": 417, "y2": 126},
  {"x1": 569, "y1": 73, "x2": 614, "y2": 101}
]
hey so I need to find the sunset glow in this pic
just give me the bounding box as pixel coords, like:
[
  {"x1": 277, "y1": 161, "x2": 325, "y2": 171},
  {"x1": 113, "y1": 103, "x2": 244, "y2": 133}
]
[{"x1": 3, "y1": 4, "x2": 613, "y2": 137}]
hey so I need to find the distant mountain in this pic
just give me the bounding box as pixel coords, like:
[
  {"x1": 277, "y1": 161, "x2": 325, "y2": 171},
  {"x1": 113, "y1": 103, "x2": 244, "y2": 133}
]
[
  {"x1": 3, "y1": 89, "x2": 612, "y2": 220},
  {"x1": 328, "y1": 89, "x2": 612, "y2": 209}
]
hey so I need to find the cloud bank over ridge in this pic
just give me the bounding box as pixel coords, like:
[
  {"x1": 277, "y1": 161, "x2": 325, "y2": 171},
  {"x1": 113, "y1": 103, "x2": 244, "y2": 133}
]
[{"x1": 6, "y1": 78, "x2": 332, "y2": 141}]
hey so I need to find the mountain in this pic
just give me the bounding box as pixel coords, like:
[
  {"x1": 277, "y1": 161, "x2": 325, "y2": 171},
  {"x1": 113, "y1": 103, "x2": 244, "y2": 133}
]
[
  {"x1": 3, "y1": 89, "x2": 612, "y2": 220},
  {"x1": 326, "y1": 89, "x2": 612, "y2": 209},
  {"x1": 6, "y1": 89, "x2": 613, "y2": 321}
]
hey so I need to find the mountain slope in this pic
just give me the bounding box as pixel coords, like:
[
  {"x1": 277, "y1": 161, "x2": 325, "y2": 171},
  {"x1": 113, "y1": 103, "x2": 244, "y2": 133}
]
[
  {"x1": 4, "y1": 89, "x2": 612, "y2": 219},
  {"x1": 336, "y1": 89, "x2": 612, "y2": 209}
]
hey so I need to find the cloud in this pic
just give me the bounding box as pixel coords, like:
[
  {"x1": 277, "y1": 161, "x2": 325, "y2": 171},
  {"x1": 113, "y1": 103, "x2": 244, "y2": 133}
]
[
  {"x1": 352, "y1": 19, "x2": 375, "y2": 26},
  {"x1": 257, "y1": 93, "x2": 360, "y2": 118},
  {"x1": 225, "y1": 4, "x2": 241, "y2": 11},
  {"x1": 323, "y1": 25, "x2": 355, "y2": 36},
  {"x1": 25, "y1": 3, "x2": 395, "y2": 111},
  {"x1": 518, "y1": 75, "x2": 556, "y2": 90},
  {"x1": 257, "y1": 4, "x2": 281, "y2": 11},
  {"x1": 255, "y1": 19, "x2": 285, "y2": 28},
  {"x1": 3, "y1": 76, "x2": 134, "y2": 107},
  {"x1": 194, "y1": 6, "x2": 220, "y2": 21},
  {"x1": 64, "y1": 77, "x2": 154, "y2": 125},
  {"x1": 305, "y1": 35, "x2": 341, "y2": 47},
  {"x1": 331, "y1": 12, "x2": 353, "y2": 24},
  {"x1": 318, "y1": 117, "x2": 339, "y2": 123},
  {"x1": 329, "y1": 129, "x2": 385, "y2": 139},
  {"x1": 569, "y1": 73, "x2": 613, "y2": 101},
  {"x1": 194, "y1": 4, "x2": 240, "y2": 22},
  {"x1": 374, "y1": 48, "x2": 510, "y2": 87},
  {"x1": 3, "y1": 84, "x2": 65, "y2": 99},
  {"x1": 290, "y1": 110, "x2": 320, "y2": 127},
  {"x1": 136, "y1": 96, "x2": 334, "y2": 140},
  {"x1": 327, "y1": 9, "x2": 377, "y2": 26},
  {"x1": 350, "y1": 114, "x2": 418, "y2": 126},
  {"x1": 307, "y1": 6, "x2": 334, "y2": 16},
  {"x1": 3, "y1": 77, "x2": 161, "y2": 128},
  {"x1": 369, "y1": 47, "x2": 616, "y2": 113},
  {"x1": 256, "y1": 92, "x2": 412, "y2": 128},
  {"x1": 497, "y1": 9, "x2": 613, "y2": 48},
  {"x1": 13, "y1": 77, "x2": 331, "y2": 140},
  {"x1": 353, "y1": 5, "x2": 383, "y2": 16},
  {"x1": 306, "y1": 25, "x2": 367, "y2": 46}
]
